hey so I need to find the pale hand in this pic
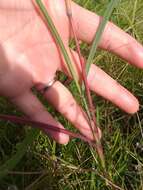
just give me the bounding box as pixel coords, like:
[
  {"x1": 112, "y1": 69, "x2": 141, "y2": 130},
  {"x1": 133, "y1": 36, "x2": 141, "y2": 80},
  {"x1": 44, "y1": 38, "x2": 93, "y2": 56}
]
[{"x1": 0, "y1": 0, "x2": 143, "y2": 144}]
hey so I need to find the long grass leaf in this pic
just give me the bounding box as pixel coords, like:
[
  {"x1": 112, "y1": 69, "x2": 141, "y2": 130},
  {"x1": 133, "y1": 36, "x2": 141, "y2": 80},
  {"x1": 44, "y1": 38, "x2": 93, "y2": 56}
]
[
  {"x1": 0, "y1": 113, "x2": 98, "y2": 180},
  {"x1": 86, "y1": 0, "x2": 120, "y2": 73},
  {"x1": 65, "y1": 0, "x2": 105, "y2": 169},
  {"x1": 65, "y1": 0, "x2": 98, "y2": 135},
  {"x1": 35, "y1": 0, "x2": 81, "y2": 94},
  {"x1": 0, "y1": 114, "x2": 96, "y2": 145},
  {"x1": 35, "y1": 0, "x2": 104, "y2": 161}
]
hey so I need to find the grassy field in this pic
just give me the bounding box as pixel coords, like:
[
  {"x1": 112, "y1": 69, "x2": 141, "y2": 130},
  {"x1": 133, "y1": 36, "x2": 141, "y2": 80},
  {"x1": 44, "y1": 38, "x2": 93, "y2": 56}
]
[{"x1": 0, "y1": 0, "x2": 143, "y2": 189}]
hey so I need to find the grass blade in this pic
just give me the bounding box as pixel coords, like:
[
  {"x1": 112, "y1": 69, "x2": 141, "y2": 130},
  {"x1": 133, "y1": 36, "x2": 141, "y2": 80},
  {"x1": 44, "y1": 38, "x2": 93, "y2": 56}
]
[
  {"x1": 0, "y1": 114, "x2": 96, "y2": 146},
  {"x1": 0, "y1": 111, "x2": 97, "y2": 181},
  {"x1": 65, "y1": 0, "x2": 98, "y2": 134},
  {"x1": 65, "y1": 0, "x2": 105, "y2": 168},
  {"x1": 86, "y1": 0, "x2": 120, "y2": 74},
  {"x1": 35, "y1": 0, "x2": 81, "y2": 94}
]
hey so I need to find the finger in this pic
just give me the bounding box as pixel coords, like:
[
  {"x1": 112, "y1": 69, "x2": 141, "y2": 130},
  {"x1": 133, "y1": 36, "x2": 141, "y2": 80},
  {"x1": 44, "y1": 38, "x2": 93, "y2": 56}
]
[
  {"x1": 88, "y1": 64, "x2": 139, "y2": 113},
  {"x1": 72, "y1": 2, "x2": 143, "y2": 68},
  {"x1": 70, "y1": 50, "x2": 139, "y2": 114},
  {"x1": 41, "y1": 81, "x2": 101, "y2": 141},
  {"x1": 11, "y1": 90, "x2": 69, "y2": 144}
]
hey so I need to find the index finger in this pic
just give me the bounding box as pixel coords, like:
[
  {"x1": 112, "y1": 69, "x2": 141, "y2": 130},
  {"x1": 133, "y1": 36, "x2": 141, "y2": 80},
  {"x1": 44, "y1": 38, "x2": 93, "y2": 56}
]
[{"x1": 72, "y1": 2, "x2": 143, "y2": 68}]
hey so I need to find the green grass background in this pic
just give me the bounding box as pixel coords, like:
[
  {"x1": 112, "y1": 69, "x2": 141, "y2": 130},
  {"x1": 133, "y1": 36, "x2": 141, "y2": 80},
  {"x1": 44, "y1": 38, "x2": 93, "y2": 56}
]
[{"x1": 0, "y1": 0, "x2": 143, "y2": 189}]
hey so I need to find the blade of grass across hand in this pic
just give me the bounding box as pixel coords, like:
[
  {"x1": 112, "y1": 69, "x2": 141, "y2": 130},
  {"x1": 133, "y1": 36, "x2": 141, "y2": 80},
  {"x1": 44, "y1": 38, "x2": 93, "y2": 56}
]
[
  {"x1": 0, "y1": 114, "x2": 95, "y2": 145},
  {"x1": 35, "y1": 0, "x2": 104, "y2": 164},
  {"x1": 0, "y1": 110, "x2": 97, "y2": 181},
  {"x1": 35, "y1": 0, "x2": 81, "y2": 94},
  {"x1": 86, "y1": 0, "x2": 120, "y2": 74},
  {"x1": 65, "y1": 0, "x2": 105, "y2": 168},
  {"x1": 65, "y1": 0, "x2": 98, "y2": 134},
  {"x1": 35, "y1": 1, "x2": 96, "y2": 137},
  {"x1": 35, "y1": 0, "x2": 97, "y2": 139}
]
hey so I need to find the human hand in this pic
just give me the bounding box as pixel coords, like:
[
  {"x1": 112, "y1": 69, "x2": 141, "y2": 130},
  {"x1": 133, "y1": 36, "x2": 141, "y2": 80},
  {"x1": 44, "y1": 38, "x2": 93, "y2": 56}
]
[{"x1": 0, "y1": 0, "x2": 143, "y2": 144}]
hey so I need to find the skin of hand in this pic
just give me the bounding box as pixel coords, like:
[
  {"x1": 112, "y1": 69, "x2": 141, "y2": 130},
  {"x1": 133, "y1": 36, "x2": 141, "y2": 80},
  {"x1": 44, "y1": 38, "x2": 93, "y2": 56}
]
[{"x1": 0, "y1": 0, "x2": 143, "y2": 144}]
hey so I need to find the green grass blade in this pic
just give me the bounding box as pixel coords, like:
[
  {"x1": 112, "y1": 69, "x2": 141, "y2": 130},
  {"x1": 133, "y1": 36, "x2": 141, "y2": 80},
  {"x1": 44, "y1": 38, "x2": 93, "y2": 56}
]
[
  {"x1": 0, "y1": 128, "x2": 39, "y2": 181},
  {"x1": 36, "y1": 0, "x2": 105, "y2": 168},
  {"x1": 86, "y1": 0, "x2": 120, "y2": 73},
  {"x1": 35, "y1": 0, "x2": 81, "y2": 94},
  {"x1": 35, "y1": 0, "x2": 96, "y2": 142}
]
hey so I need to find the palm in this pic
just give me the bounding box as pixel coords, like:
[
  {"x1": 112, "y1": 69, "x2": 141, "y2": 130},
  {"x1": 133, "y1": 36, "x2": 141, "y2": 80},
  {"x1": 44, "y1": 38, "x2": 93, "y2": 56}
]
[{"x1": 0, "y1": 0, "x2": 70, "y2": 98}]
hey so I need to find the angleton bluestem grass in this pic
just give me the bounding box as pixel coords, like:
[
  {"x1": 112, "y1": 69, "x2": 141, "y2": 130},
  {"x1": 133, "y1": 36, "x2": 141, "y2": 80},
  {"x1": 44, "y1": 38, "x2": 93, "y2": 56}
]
[
  {"x1": 35, "y1": 0, "x2": 120, "y2": 171},
  {"x1": 0, "y1": 0, "x2": 120, "y2": 183},
  {"x1": 0, "y1": 115, "x2": 96, "y2": 145},
  {"x1": 35, "y1": 0, "x2": 105, "y2": 169},
  {"x1": 0, "y1": 0, "x2": 134, "y2": 189},
  {"x1": 65, "y1": 0, "x2": 106, "y2": 170},
  {"x1": 85, "y1": 0, "x2": 120, "y2": 73}
]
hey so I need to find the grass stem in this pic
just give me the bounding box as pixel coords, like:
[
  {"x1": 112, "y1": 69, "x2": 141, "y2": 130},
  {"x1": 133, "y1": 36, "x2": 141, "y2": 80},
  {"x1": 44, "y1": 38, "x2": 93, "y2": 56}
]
[
  {"x1": 65, "y1": 0, "x2": 105, "y2": 168},
  {"x1": 35, "y1": 0, "x2": 81, "y2": 94}
]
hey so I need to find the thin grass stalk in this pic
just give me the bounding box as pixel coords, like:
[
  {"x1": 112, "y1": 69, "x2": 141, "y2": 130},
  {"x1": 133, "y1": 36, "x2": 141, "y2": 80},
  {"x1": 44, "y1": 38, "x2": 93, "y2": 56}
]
[
  {"x1": 65, "y1": 0, "x2": 98, "y2": 136},
  {"x1": 35, "y1": 1, "x2": 98, "y2": 140},
  {"x1": 35, "y1": 0, "x2": 106, "y2": 168},
  {"x1": 35, "y1": 0, "x2": 92, "y2": 126},
  {"x1": 34, "y1": 0, "x2": 90, "y2": 131},
  {"x1": 0, "y1": 114, "x2": 95, "y2": 146},
  {"x1": 35, "y1": 0, "x2": 94, "y2": 140},
  {"x1": 35, "y1": 0, "x2": 81, "y2": 94},
  {"x1": 65, "y1": 0, "x2": 105, "y2": 168},
  {"x1": 86, "y1": 0, "x2": 120, "y2": 74},
  {"x1": 0, "y1": 110, "x2": 100, "y2": 180}
]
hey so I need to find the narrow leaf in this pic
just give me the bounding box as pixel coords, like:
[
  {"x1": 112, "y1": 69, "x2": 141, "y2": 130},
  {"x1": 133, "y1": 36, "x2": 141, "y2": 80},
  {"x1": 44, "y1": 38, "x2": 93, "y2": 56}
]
[
  {"x1": 86, "y1": 0, "x2": 120, "y2": 73},
  {"x1": 35, "y1": 0, "x2": 81, "y2": 93},
  {"x1": 0, "y1": 114, "x2": 95, "y2": 145},
  {"x1": 0, "y1": 114, "x2": 97, "y2": 180}
]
